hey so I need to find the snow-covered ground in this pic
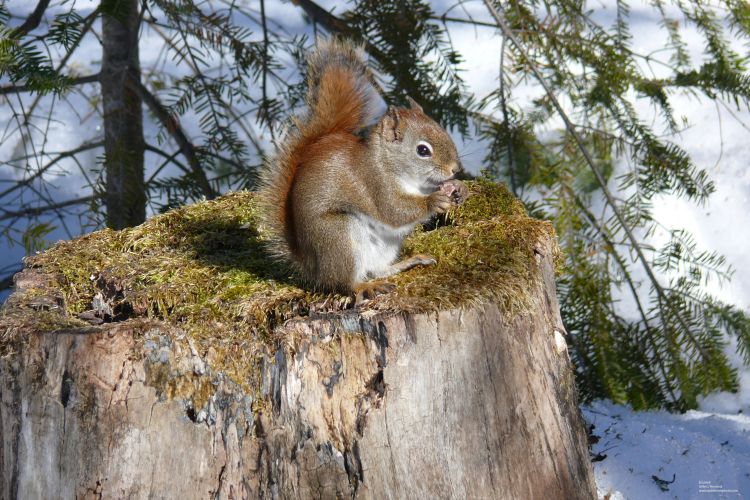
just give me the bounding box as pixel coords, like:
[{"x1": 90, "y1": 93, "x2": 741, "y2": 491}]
[{"x1": 583, "y1": 400, "x2": 750, "y2": 499}]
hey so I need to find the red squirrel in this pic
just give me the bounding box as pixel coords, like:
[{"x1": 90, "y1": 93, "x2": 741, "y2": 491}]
[{"x1": 259, "y1": 38, "x2": 467, "y2": 302}]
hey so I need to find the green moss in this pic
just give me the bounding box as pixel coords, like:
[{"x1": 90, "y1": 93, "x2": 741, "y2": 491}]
[
  {"x1": 19, "y1": 180, "x2": 556, "y2": 383},
  {"x1": 0, "y1": 294, "x2": 90, "y2": 358},
  {"x1": 448, "y1": 176, "x2": 527, "y2": 223}
]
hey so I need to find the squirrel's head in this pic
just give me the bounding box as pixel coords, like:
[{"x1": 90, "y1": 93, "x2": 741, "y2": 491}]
[{"x1": 375, "y1": 98, "x2": 462, "y2": 192}]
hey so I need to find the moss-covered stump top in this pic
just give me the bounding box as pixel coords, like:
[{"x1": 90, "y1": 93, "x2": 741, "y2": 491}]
[{"x1": 3, "y1": 180, "x2": 556, "y2": 379}]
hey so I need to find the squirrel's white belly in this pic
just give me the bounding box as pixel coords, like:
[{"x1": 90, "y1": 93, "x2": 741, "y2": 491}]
[{"x1": 349, "y1": 213, "x2": 415, "y2": 282}]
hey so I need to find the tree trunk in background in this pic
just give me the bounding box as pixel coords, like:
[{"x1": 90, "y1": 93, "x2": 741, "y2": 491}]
[
  {"x1": 0, "y1": 238, "x2": 597, "y2": 499},
  {"x1": 100, "y1": 0, "x2": 145, "y2": 229}
]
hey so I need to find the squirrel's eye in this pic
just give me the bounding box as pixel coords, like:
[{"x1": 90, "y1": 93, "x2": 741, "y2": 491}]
[{"x1": 416, "y1": 142, "x2": 433, "y2": 158}]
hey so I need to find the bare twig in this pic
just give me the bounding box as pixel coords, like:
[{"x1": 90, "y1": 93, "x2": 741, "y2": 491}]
[
  {"x1": 0, "y1": 140, "x2": 104, "y2": 199},
  {"x1": 129, "y1": 78, "x2": 217, "y2": 199},
  {"x1": 0, "y1": 195, "x2": 95, "y2": 222},
  {"x1": 144, "y1": 144, "x2": 191, "y2": 176}
]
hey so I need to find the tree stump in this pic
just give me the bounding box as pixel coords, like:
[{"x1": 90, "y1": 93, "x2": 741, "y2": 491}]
[{"x1": 0, "y1": 182, "x2": 596, "y2": 499}]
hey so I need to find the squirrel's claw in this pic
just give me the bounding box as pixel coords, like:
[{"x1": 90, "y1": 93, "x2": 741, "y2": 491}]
[
  {"x1": 354, "y1": 280, "x2": 397, "y2": 304},
  {"x1": 410, "y1": 254, "x2": 437, "y2": 267}
]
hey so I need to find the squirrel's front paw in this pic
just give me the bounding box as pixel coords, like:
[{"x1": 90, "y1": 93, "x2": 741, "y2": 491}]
[
  {"x1": 440, "y1": 180, "x2": 469, "y2": 205},
  {"x1": 428, "y1": 190, "x2": 452, "y2": 214}
]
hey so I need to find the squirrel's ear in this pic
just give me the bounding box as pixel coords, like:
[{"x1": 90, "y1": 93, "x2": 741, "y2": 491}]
[
  {"x1": 406, "y1": 96, "x2": 423, "y2": 113},
  {"x1": 380, "y1": 106, "x2": 403, "y2": 142}
]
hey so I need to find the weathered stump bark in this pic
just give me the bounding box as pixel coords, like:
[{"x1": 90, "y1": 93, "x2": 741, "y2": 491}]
[{"x1": 0, "y1": 243, "x2": 595, "y2": 500}]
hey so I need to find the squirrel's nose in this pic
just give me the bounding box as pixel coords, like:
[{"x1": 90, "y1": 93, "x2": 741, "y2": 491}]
[{"x1": 450, "y1": 161, "x2": 463, "y2": 175}]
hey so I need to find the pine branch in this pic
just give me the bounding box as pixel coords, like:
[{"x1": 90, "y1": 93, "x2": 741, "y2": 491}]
[
  {"x1": 498, "y1": 34, "x2": 516, "y2": 194},
  {"x1": 142, "y1": 21, "x2": 265, "y2": 157},
  {"x1": 566, "y1": 185, "x2": 678, "y2": 402},
  {"x1": 48, "y1": 7, "x2": 101, "y2": 78},
  {"x1": 5, "y1": 6, "x2": 100, "y2": 157},
  {"x1": 483, "y1": 0, "x2": 712, "y2": 364},
  {"x1": 0, "y1": 73, "x2": 100, "y2": 95}
]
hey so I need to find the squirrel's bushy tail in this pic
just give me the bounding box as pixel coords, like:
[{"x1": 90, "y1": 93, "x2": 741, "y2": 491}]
[
  {"x1": 305, "y1": 38, "x2": 376, "y2": 139},
  {"x1": 259, "y1": 38, "x2": 376, "y2": 264}
]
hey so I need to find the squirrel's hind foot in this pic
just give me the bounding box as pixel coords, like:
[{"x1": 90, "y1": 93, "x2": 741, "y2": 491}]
[
  {"x1": 354, "y1": 280, "x2": 397, "y2": 304},
  {"x1": 354, "y1": 254, "x2": 437, "y2": 304}
]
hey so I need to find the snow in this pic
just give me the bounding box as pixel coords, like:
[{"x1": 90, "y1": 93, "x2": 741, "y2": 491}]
[{"x1": 582, "y1": 400, "x2": 750, "y2": 499}]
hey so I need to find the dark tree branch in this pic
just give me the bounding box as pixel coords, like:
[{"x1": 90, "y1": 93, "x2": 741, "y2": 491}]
[
  {"x1": 259, "y1": 0, "x2": 271, "y2": 134},
  {"x1": 293, "y1": 1, "x2": 442, "y2": 104},
  {"x1": 129, "y1": 78, "x2": 217, "y2": 199},
  {"x1": 293, "y1": 0, "x2": 351, "y2": 34},
  {"x1": 10, "y1": 0, "x2": 52, "y2": 37}
]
